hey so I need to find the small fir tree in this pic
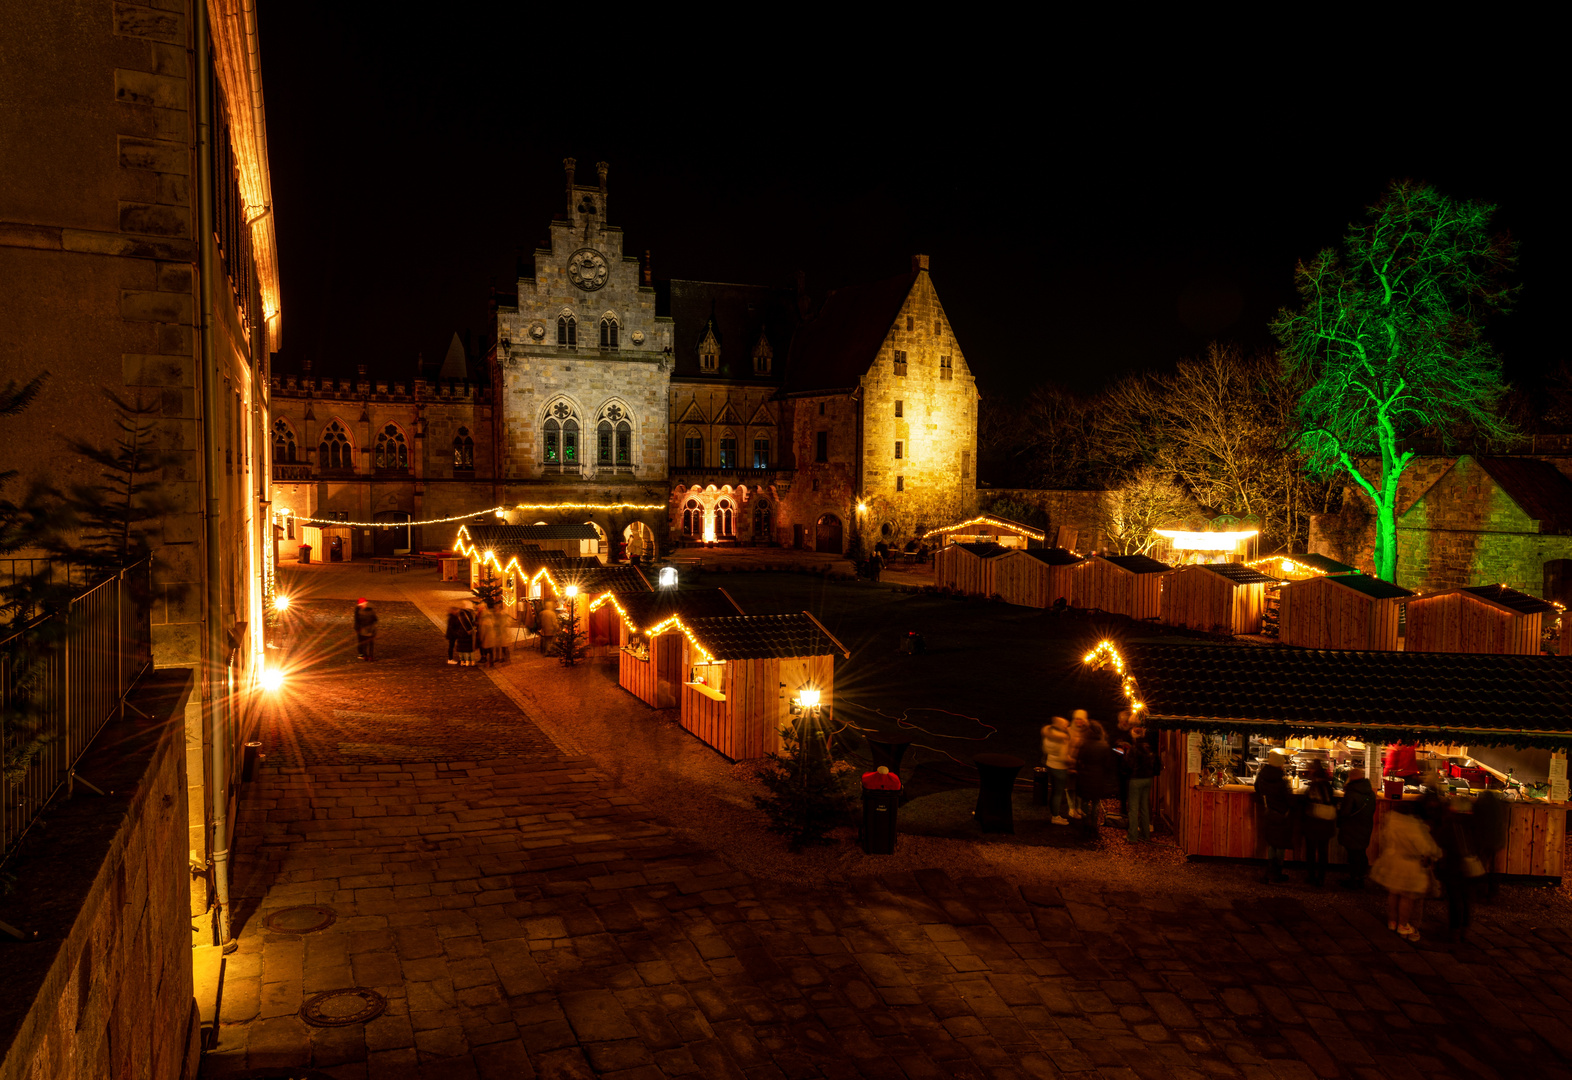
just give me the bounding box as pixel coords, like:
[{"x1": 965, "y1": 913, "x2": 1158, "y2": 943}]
[
  {"x1": 472, "y1": 573, "x2": 504, "y2": 610},
  {"x1": 753, "y1": 716, "x2": 852, "y2": 850},
  {"x1": 550, "y1": 597, "x2": 586, "y2": 666}
]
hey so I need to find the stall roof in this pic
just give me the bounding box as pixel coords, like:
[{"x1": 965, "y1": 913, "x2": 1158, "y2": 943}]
[
  {"x1": 1322, "y1": 574, "x2": 1414, "y2": 600},
  {"x1": 685, "y1": 613, "x2": 851, "y2": 660},
  {"x1": 569, "y1": 565, "x2": 651, "y2": 594},
  {"x1": 952, "y1": 542, "x2": 1011, "y2": 558},
  {"x1": 1413, "y1": 583, "x2": 1559, "y2": 616},
  {"x1": 613, "y1": 587, "x2": 744, "y2": 625},
  {"x1": 1191, "y1": 562, "x2": 1277, "y2": 586},
  {"x1": 1123, "y1": 641, "x2": 1572, "y2": 744},
  {"x1": 460, "y1": 523, "x2": 601, "y2": 545},
  {"x1": 1291, "y1": 553, "x2": 1360, "y2": 576},
  {"x1": 1096, "y1": 554, "x2": 1171, "y2": 574},
  {"x1": 923, "y1": 514, "x2": 1047, "y2": 542},
  {"x1": 1017, "y1": 547, "x2": 1083, "y2": 566}
]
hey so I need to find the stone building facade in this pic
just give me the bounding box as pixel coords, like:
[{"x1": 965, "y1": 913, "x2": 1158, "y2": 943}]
[
  {"x1": 478, "y1": 162, "x2": 981, "y2": 557},
  {"x1": 1310, "y1": 454, "x2": 1572, "y2": 604},
  {"x1": 267, "y1": 334, "x2": 500, "y2": 558}
]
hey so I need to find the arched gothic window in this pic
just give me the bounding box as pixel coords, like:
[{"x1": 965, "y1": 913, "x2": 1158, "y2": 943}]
[
  {"x1": 716, "y1": 499, "x2": 734, "y2": 538},
  {"x1": 319, "y1": 420, "x2": 351, "y2": 470},
  {"x1": 683, "y1": 498, "x2": 700, "y2": 537},
  {"x1": 542, "y1": 402, "x2": 579, "y2": 465},
  {"x1": 453, "y1": 426, "x2": 474, "y2": 468},
  {"x1": 684, "y1": 430, "x2": 703, "y2": 468},
  {"x1": 597, "y1": 419, "x2": 613, "y2": 464},
  {"x1": 374, "y1": 423, "x2": 408, "y2": 469},
  {"x1": 272, "y1": 419, "x2": 296, "y2": 463},
  {"x1": 600, "y1": 316, "x2": 619, "y2": 349},
  {"x1": 719, "y1": 431, "x2": 737, "y2": 469},
  {"x1": 753, "y1": 498, "x2": 771, "y2": 538},
  {"x1": 557, "y1": 315, "x2": 576, "y2": 346}
]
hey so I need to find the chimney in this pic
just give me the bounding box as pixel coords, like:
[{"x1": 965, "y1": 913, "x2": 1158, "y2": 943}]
[
  {"x1": 596, "y1": 161, "x2": 609, "y2": 219},
  {"x1": 564, "y1": 157, "x2": 576, "y2": 215},
  {"x1": 643, "y1": 249, "x2": 652, "y2": 286},
  {"x1": 912, "y1": 254, "x2": 930, "y2": 273}
]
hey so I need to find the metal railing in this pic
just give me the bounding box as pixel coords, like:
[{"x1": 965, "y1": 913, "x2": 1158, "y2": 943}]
[{"x1": 1, "y1": 559, "x2": 153, "y2": 865}]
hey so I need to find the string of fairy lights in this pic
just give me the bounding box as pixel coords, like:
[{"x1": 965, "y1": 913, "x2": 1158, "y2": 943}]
[
  {"x1": 275, "y1": 501, "x2": 669, "y2": 529},
  {"x1": 1082, "y1": 639, "x2": 1145, "y2": 716}
]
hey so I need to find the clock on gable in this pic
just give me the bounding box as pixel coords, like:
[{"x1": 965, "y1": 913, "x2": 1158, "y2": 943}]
[{"x1": 567, "y1": 248, "x2": 609, "y2": 291}]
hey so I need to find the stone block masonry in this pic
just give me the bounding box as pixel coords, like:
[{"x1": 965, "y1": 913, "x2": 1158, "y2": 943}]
[{"x1": 0, "y1": 671, "x2": 198, "y2": 1080}]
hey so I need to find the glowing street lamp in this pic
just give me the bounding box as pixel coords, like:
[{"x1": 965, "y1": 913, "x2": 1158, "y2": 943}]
[
  {"x1": 791, "y1": 686, "x2": 822, "y2": 716},
  {"x1": 273, "y1": 594, "x2": 291, "y2": 612},
  {"x1": 564, "y1": 584, "x2": 579, "y2": 599},
  {"x1": 260, "y1": 667, "x2": 284, "y2": 692},
  {"x1": 658, "y1": 566, "x2": 678, "y2": 588}
]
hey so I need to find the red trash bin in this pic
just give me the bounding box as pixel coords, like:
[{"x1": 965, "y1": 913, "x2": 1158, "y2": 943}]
[{"x1": 861, "y1": 766, "x2": 901, "y2": 854}]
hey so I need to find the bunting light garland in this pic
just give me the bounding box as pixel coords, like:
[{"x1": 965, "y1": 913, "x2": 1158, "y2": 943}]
[{"x1": 1082, "y1": 639, "x2": 1145, "y2": 715}]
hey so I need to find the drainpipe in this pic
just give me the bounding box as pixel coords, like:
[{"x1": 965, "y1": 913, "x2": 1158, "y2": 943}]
[{"x1": 195, "y1": 8, "x2": 234, "y2": 953}]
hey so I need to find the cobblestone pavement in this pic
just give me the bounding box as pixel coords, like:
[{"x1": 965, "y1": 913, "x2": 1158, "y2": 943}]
[{"x1": 206, "y1": 574, "x2": 1572, "y2": 1079}]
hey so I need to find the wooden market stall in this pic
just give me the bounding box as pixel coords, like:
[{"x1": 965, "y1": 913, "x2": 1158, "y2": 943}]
[
  {"x1": 1277, "y1": 573, "x2": 1412, "y2": 651},
  {"x1": 1072, "y1": 554, "x2": 1170, "y2": 620},
  {"x1": 1248, "y1": 552, "x2": 1359, "y2": 582},
  {"x1": 1404, "y1": 583, "x2": 1555, "y2": 655},
  {"x1": 1160, "y1": 562, "x2": 1276, "y2": 635},
  {"x1": 922, "y1": 514, "x2": 1045, "y2": 551},
  {"x1": 677, "y1": 613, "x2": 852, "y2": 760},
  {"x1": 990, "y1": 548, "x2": 1083, "y2": 608},
  {"x1": 572, "y1": 565, "x2": 652, "y2": 650},
  {"x1": 934, "y1": 542, "x2": 1008, "y2": 597},
  {"x1": 1110, "y1": 641, "x2": 1572, "y2": 879},
  {"x1": 455, "y1": 523, "x2": 605, "y2": 587},
  {"x1": 596, "y1": 588, "x2": 745, "y2": 708}
]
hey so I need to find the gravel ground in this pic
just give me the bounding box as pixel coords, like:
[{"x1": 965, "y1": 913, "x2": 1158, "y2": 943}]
[{"x1": 280, "y1": 562, "x2": 1572, "y2": 930}]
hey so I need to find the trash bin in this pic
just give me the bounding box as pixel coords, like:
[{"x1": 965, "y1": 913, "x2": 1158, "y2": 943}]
[
  {"x1": 861, "y1": 766, "x2": 901, "y2": 855},
  {"x1": 242, "y1": 740, "x2": 264, "y2": 782},
  {"x1": 1033, "y1": 766, "x2": 1050, "y2": 806},
  {"x1": 865, "y1": 733, "x2": 915, "y2": 777},
  {"x1": 298, "y1": 544, "x2": 311, "y2": 564},
  {"x1": 973, "y1": 753, "x2": 1027, "y2": 834}
]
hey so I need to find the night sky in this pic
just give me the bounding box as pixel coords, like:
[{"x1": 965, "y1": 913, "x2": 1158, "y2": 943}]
[{"x1": 259, "y1": 16, "x2": 1557, "y2": 403}]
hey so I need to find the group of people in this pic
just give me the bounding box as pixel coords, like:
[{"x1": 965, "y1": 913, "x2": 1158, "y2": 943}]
[
  {"x1": 1039, "y1": 709, "x2": 1163, "y2": 843},
  {"x1": 444, "y1": 599, "x2": 512, "y2": 667},
  {"x1": 1254, "y1": 749, "x2": 1510, "y2": 944}
]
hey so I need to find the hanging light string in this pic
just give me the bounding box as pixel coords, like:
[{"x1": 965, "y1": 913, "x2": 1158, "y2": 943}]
[
  {"x1": 586, "y1": 590, "x2": 717, "y2": 663},
  {"x1": 276, "y1": 501, "x2": 668, "y2": 530},
  {"x1": 920, "y1": 515, "x2": 1046, "y2": 542},
  {"x1": 1083, "y1": 639, "x2": 1144, "y2": 715}
]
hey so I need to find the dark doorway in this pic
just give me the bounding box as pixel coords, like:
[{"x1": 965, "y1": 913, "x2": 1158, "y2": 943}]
[
  {"x1": 374, "y1": 511, "x2": 411, "y2": 556},
  {"x1": 1545, "y1": 559, "x2": 1572, "y2": 608},
  {"x1": 815, "y1": 513, "x2": 843, "y2": 554},
  {"x1": 329, "y1": 535, "x2": 344, "y2": 562}
]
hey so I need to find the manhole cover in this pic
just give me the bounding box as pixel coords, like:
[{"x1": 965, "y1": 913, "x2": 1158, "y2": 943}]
[
  {"x1": 300, "y1": 987, "x2": 387, "y2": 1027},
  {"x1": 262, "y1": 905, "x2": 337, "y2": 934}
]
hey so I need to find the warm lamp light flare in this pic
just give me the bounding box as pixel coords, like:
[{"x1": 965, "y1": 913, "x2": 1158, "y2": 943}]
[
  {"x1": 798, "y1": 688, "x2": 821, "y2": 708},
  {"x1": 273, "y1": 594, "x2": 291, "y2": 612},
  {"x1": 260, "y1": 668, "x2": 285, "y2": 692},
  {"x1": 1154, "y1": 529, "x2": 1258, "y2": 551},
  {"x1": 564, "y1": 584, "x2": 579, "y2": 599}
]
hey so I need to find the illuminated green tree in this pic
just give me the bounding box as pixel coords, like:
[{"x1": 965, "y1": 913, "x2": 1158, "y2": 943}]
[{"x1": 1273, "y1": 181, "x2": 1517, "y2": 581}]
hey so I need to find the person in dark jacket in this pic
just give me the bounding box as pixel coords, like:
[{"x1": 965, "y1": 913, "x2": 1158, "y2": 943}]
[
  {"x1": 1073, "y1": 721, "x2": 1121, "y2": 835},
  {"x1": 453, "y1": 602, "x2": 478, "y2": 666},
  {"x1": 1337, "y1": 768, "x2": 1377, "y2": 889},
  {"x1": 1434, "y1": 796, "x2": 1477, "y2": 941},
  {"x1": 1118, "y1": 722, "x2": 1161, "y2": 843},
  {"x1": 1254, "y1": 750, "x2": 1295, "y2": 883},
  {"x1": 445, "y1": 604, "x2": 462, "y2": 664},
  {"x1": 354, "y1": 598, "x2": 378, "y2": 660},
  {"x1": 1301, "y1": 760, "x2": 1337, "y2": 886},
  {"x1": 1471, "y1": 788, "x2": 1510, "y2": 900}
]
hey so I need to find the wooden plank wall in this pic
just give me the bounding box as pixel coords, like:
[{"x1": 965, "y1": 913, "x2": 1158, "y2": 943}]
[
  {"x1": 654, "y1": 633, "x2": 681, "y2": 707},
  {"x1": 1406, "y1": 594, "x2": 1542, "y2": 655},
  {"x1": 935, "y1": 547, "x2": 993, "y2": 597},
  {"x1": 677, "y1": 648, "x2": 835, "y2": 761},
  {"x1": 1278, "y1": 579, "x2": 1402, "y2": 651},
  {"x1": 616, "y1": 622, "x2": 660, "y2": 707},
  {"x1": 1076, "y1": 559, "x2": 1163, "y2": 620},
  {"x1": 991, "y1": 553, "x2": 1079, "y2": 609},
  {"x1": 1160, "y1": 568, "x2": 1264, "y2": 635}
]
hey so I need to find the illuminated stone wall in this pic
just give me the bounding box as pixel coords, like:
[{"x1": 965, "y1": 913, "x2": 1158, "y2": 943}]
[{"x1": 982, "y1": 489, "x2": 1112, "y2": 552}]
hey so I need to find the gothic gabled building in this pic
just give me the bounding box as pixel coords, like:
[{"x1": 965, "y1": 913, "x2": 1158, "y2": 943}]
[{"x1": 487, "y1": 159, "x2": 980, "y2": 557}]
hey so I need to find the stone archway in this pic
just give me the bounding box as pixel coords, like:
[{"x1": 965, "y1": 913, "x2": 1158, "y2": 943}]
[{"x1": 815, "y1": 513, "x2": 843, "y2": 555}]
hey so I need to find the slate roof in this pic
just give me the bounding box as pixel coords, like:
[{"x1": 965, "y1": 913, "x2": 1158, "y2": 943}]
[
  {"x1": 462, "y1": 524, "x2": 601, "y2": 545},
  {"x1": 1290, "y1": 553, "x2": 1359, "y2": 576},
  {"x1": 1321, "y1": 574, "x2": 1413, "y2": 600},
  {"x1": 667, "y1": 280, "x2": 798, "y2": 383},
  {"x1": 1476, "y1": 457, "x2": 1572, "y2": 534},
  {"x1": 1409, "y1": 583, "x2": 1559, "y2": 616},
  {"x1": 1019, "y1": 548, "x2": 1083, "y2": 567},
  {"x1": 684, "y1": 613, "x2": 851, "y2": 661},
  {"x1": 1122, "y1": 642, "x2": 1572, "y2": 741},
  {"x1": 1190, "y1": 562, "x2": 1277, "y2": 586},
  {"x1": 1097, "y1": 554, "x2": 1171, "y2": 574},
  {"x1": 569, "y1": 565, "x2": 651, "y2": 595},
  {"x1": 786, "y1": 271, "x2": 919, "y2": 392},
  {"x1": 615, "y1": 587, "x2": 745, "y2": 626}
]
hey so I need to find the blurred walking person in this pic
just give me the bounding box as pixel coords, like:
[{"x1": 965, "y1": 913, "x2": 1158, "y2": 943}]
[
  {"x1": 1067, "y1": 710, "x2": 1091, "y2": 819},
  {"x1": 1302, "y1": 760, "x2": 1337, "y2": 886},
  {"x1": 1370, "y1": 802, "x2": 1441, "y2": 943},
  {"x1": 445, "y1": 603, "x2": 462, "y2": 664},
  {"x1": 1338, "y1": 768, "x2": 1377, "y2": 889},
  {"x1": 354, "y1": 598, "x2": 378, "y2": 661},
  {"x1": 1434, "y1": 796, "x2": 1480, "y2": 942},
  {"x1": 1041, "y1": 717, "x2": 1072, "y2": 825},
  {"x1": 1073, "y1": 721, "x2": 1120, "y2": 838},
  {"x1": 477, "y1": 601, "x2": 500, "y2": 667},
  {"x1": 1254, "y1": 749, "x2": 1294, "y2": 884},
  {"x1": 1471, "y1": 788, "x2": 1510, "y2": 900},
  {"x1": 454, "y1": 601, "x2": 478, "y2": 666}
]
